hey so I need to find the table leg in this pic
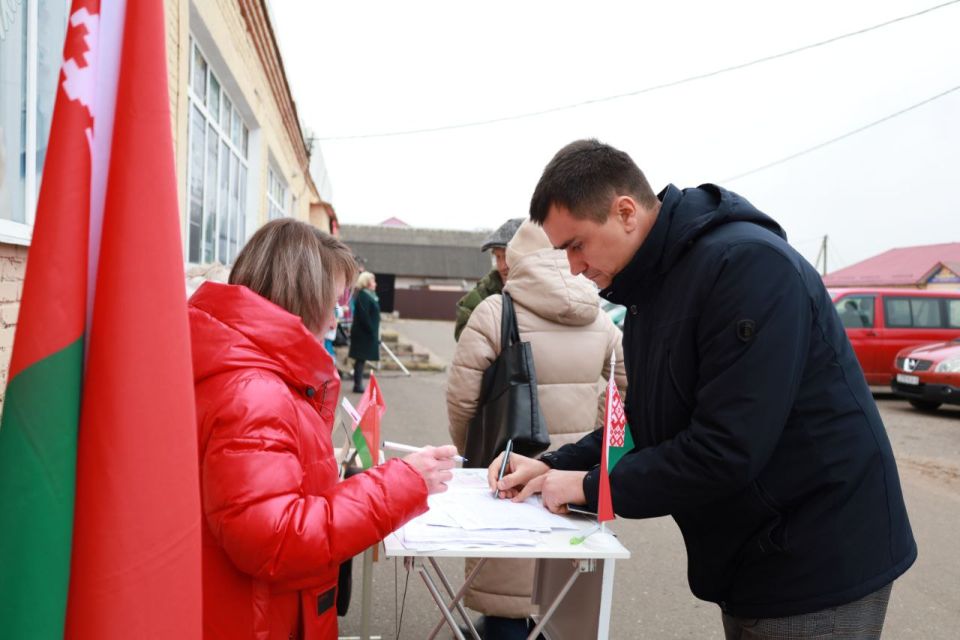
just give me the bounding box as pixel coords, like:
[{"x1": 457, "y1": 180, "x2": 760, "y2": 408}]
[
  {"x1": 425, "y1": 557, "x2": 483, "y2": 640},
  {"x1": 359, "y1": 547, "x2": 374, "y2": 640},
  {"x1": 596, "y1": 559, "x2": 616, "y2": 639},
  {"x1": 417, "y1": 562, "x2": 467, "y2": 640},
  {"x1": 526, "y1": 560, "x2": 590, "y2": 640}
]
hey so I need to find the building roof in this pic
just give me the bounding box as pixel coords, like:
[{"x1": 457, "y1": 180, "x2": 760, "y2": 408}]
[
  {"x1": 340, "y1": 224, "x2": 492, "y2": 279},
  {"x1": 823, "y1": 242, "x2": 960, "y2": 287}
]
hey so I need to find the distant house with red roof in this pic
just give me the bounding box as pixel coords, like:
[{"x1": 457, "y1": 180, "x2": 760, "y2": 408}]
[
  {"x1": 379, "y1": 216, "x2": 411, "y2": 228},
  {"x1": 823, "y1": 243, "x2": 960, "y2": 290}
]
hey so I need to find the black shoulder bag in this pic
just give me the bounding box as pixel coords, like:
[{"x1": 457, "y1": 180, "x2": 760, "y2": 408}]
[{"x1": 464, "y1": 292, "x2": 550, "y2": 467}]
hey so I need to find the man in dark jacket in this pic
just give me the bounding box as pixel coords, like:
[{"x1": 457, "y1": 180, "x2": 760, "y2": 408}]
[
  {"x1": 454, "y1": 218, "x2": 523, "y2": 341},
  {"x1": 494, "y1": 139, "x2": 916, "y2": 638}
]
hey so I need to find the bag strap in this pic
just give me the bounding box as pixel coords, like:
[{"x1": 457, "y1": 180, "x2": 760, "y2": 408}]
[{"x1": 500, "y1": 291, "x2": 520, "y2": 349}]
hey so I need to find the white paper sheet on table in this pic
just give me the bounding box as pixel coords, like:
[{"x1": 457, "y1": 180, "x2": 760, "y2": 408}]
[{"x1": 395, "y1": 468, "x2": 580, "y2": 551}]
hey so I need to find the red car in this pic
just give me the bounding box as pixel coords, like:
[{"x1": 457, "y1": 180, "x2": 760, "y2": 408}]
[
  {"x1": 891, "y1": 339, "x2": 960, "y2": 410},
  {"x1": 829, "y1": 288, "x2": 960, "y2": 385}
]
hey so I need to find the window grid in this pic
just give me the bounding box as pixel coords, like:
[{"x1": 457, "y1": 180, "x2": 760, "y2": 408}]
[
  {"x1": 0, "y1": 0, "x2": 68, "y2": 242},
  {"x1": 267, "y1": 166, "x2": 289, "y2": 220},
  {"x1": 185, "y1": 39, "x2": 248, "y2": 265}
]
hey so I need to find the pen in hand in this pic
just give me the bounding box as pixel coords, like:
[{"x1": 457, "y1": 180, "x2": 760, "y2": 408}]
[{"x1": 493, "y1": 438, "x2": 514, "y2": 499}]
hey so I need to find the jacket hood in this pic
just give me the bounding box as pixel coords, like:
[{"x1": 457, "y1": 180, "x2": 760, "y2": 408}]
[
  {"x1": 503, "y1": 248, "x2": 600, "y2": 327},
  {"x1": 189, "y1": 281, "x2": 336, "y2": 393},
  {"x1": 603, "y1": 184, "x2": 786, "y2": 301},
  {"x1": 505, "y1": 220, "x2": 552, "y2": 269}
]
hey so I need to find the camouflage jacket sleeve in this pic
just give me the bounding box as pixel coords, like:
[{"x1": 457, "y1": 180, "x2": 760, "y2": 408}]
[{"x1": 454, "y1": 269, "x2": 503, "y2": 341}]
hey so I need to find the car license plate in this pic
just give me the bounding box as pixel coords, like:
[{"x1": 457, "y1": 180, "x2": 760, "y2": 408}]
[{"x1": 896, "y1": 373, "x2": 919, "y2": 385}]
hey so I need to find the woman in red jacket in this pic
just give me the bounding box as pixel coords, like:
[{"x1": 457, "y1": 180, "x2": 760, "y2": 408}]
[{"x1": 189, "y1": 219, "x2": 456, "y2": 639}]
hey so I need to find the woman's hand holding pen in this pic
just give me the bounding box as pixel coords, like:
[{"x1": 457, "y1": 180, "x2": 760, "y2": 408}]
[
  {"x1": 487, "y1": 452, "x2": 549, "y2": 499},
  {"x1": 404, "y1": 445, "x2": 458, "y2": 494}
]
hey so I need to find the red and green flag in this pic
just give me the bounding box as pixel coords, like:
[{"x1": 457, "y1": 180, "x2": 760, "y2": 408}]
[
  {"x1": 597, "y1": 353, "x2": 633, "y2": 523},
  {"x1": 0, "y1": 1, "x2": 201, "y2": 638},
  {"x1": 351, "y1": 373, "x2": 385, "y2": 468}
]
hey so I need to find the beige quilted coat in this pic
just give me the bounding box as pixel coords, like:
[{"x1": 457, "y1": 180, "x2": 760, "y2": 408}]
[{"x1": 446, "y1": 221, "x2": 626, "y2": 618}]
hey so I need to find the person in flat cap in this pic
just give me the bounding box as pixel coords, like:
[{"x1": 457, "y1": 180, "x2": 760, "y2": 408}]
[{"x1": 454, "y1": 218, "x2": 523, "y2": 341}]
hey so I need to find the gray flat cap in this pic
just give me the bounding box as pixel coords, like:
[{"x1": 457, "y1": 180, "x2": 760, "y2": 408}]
[{"x1": 480, "y1": 218, "x2": 524, "y2": 252}]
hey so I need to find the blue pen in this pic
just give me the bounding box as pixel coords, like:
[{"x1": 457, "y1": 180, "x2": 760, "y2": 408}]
[{"x1": 493, "y1": 438, "x2": 514, "y2": 498}]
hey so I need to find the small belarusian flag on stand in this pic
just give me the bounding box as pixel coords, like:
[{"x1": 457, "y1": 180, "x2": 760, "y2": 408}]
[
  {"x1": 0, "y1": 1, "x2": 201, "y2": 637},
  {"x1": 597, "y1": 353, "x2": 633, "y2": 523},
  {"x1": 351, "y1": 372, "x2": 385, "y2": 468}
]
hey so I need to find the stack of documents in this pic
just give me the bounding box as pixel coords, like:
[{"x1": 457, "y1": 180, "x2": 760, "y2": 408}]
[{"x1": 394, "y1": 468, "x2": 581, "y2": 551}]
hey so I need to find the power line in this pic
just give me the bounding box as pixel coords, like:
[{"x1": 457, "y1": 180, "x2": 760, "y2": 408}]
[
  {"x1": 722, "y1": 84, "x2": 960, "y2": 183},
  {"x1": 313, "y1": 0, "x2": 960, "y2": 141}
]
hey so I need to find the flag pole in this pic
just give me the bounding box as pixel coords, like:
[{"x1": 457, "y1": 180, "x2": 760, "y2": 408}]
[{"x1": 602, "y1": 349, "x2": 616, "y2": 537}]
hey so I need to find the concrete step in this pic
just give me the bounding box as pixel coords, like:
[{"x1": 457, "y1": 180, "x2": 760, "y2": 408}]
[
  {"x1": 380, "y1": 358, "x2": 445, "y2": 372},
  {"x1": 386, "y1": 342, "x2": 415, "y2": 355},
  {"x1": 334, "y1": 327, "x2": 446, "y2": 373}
]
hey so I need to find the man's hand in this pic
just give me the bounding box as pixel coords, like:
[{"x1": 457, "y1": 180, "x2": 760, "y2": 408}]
[
  {"x1": 514, "y1": 470, "x2": 588, "y2": 514},
  {"x1": 403, "y1": 445, "x2": 458, "y2": 494},
  {"x1": 487, "y1": 452, "x2": 549, "y2": 499}
]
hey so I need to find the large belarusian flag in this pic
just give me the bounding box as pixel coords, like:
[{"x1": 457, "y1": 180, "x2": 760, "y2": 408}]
[
  {"x1": 0, "y1": 1, "x2": 201, "y2": 638},
  {"x1": 597, "y1": 353, "x2": 633, "y2": 523}
]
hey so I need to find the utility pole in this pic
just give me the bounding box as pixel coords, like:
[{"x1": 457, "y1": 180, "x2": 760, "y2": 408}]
[
  {"x1": 814, "y1": 235, "x2": 829, "y2": 276},
  {"x1": 821, "y1": 235, "x2": 828, "y2": 276}
]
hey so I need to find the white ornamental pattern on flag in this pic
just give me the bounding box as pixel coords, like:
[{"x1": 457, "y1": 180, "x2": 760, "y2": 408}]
[
  {"x1": 60, "y1": 7, "x2": 98, "y2": 149},
  {"x1": 609, "y1": 390, "x2": 627, "y2": 447}
]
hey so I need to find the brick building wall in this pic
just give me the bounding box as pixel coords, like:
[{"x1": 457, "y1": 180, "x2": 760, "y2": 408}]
[{"x1": 0, "y1": 244, "x2": 27, "y2": 409}]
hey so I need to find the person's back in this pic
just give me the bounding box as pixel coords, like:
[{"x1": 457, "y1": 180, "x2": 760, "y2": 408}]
[
  {"x1": 448, "y1": 221, "x2": 626, "y2": 452},
  {"x1": 605, "y1": 185, "x2": 915, "y2": 614},
  {"x1": 446, "y1": 221, "x2": 625, "y2": 631}
]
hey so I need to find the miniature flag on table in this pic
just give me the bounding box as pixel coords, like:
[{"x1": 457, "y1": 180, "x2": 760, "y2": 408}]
[
  {"x1": 350, "y1": 373, "x2": 385, "y2": 468},
  {"x1": 597, "y1": 353, "x2": 633, "y2": 523},
  {"x1": 0, "y1": 1, "x2": 201, "y2": 637}
]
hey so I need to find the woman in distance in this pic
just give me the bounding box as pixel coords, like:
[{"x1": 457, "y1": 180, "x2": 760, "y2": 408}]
[
  {"x1": 189, "y1": 219, "x2": 457, "y2": 639},
  {"x1": 348, "y1": 270, "x2": 381, "y2": 393}
]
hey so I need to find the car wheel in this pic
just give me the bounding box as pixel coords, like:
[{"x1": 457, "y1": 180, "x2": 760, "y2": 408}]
[{"x1": 908, "y1": 399, "x2": 942, "y2": 412}]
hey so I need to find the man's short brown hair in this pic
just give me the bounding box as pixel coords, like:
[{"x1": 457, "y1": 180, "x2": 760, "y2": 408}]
[
  {"x1": 229, "y1": 219, "x2": 357, "y2": 333},
  {"x1": 529, "y1": 139, "x2": 657, "y2": 224}
]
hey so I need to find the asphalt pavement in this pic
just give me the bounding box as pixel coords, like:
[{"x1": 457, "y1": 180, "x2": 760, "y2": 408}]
[{"x1": 336, "y1": 319, "x2": 960, "y2": 639}]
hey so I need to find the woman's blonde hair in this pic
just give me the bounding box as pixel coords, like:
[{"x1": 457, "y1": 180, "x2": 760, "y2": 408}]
[
  {"x1": 229, "y1": 219, "x2": 358, "y2": 332},
  {"x1": 355, "y1": 271, "x2": 376, "y2": 290}
]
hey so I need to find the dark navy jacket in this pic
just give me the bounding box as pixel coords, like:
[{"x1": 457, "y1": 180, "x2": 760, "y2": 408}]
[{"x1": 542, "y1": 184, "x2": 916, "y2": 617}]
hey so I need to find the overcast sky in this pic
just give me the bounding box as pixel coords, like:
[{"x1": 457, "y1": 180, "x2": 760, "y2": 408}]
[{"x1": 270, "y1": 0, "x2": 959, "y2": 271}]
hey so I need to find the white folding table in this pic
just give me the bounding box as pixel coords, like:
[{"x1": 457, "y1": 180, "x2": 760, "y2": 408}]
[{"x1": 383, "y1": 524, "x2": 629, "y2": 640}]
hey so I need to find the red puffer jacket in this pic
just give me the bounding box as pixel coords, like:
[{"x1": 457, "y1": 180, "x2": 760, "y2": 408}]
[{"x1": 189, "y1": 282, "x2": 428, "y2": 639}]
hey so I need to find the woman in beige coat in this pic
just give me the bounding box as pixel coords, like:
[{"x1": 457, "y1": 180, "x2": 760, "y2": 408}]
[{"x1": 447, "y1": 220, "x2": 626, "y2": 638}]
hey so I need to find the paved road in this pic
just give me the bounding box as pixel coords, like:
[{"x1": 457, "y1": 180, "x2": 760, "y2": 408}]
[{"x1": 337, "y1": 319, "x2": 960, "y2": 639}]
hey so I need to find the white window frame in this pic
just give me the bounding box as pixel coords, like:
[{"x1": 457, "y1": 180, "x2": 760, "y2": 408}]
[
  {"x1": 184, "y1": 36, "x2": 250, "y2": 265},
  {"x1": 267, "y1": 164, "x2": 289, "y2": 220},
  {"x1": 0, "y1": 0, "x2": 41, "y2": 245}
]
